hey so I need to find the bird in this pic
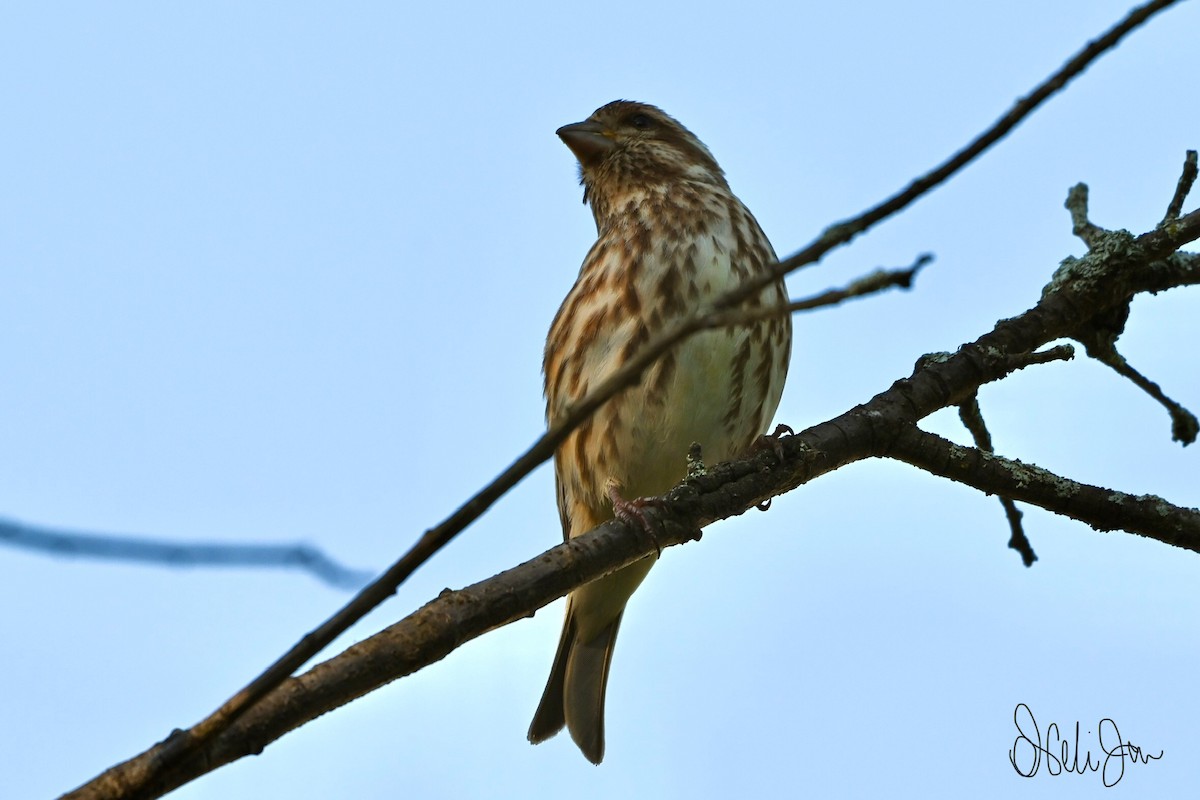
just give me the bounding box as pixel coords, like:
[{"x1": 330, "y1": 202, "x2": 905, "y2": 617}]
[{"x1": 528, "y1": 100, "x2": 791, "y2": 763}]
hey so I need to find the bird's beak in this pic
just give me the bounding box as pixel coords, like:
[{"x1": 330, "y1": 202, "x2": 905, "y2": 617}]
[{"x1": 556, "y1": 120, "x2": 614, "y2": 167}]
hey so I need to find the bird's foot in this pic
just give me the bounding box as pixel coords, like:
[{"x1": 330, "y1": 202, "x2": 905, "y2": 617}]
[
  {"x1": 748, "y1": 424, "x2": 794, "y2": 511},
  {"x1": 750, "y1": 423, "x2": 795, "y2": 463},
  {"x1": 605, "y1": 479, "x2": 667, "y2": 557}
]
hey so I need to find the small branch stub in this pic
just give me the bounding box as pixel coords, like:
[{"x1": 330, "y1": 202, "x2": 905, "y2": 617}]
[{"x1": 1161, "y1": 149, "x2": 1198, "y2": 225}]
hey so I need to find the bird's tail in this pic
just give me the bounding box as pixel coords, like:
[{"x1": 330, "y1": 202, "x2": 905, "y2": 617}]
[{"x1": 527, "y1": 599, "x2": 624, "y2": 765}]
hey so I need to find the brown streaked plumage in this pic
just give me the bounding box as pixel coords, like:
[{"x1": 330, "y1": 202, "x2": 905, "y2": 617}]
[{"x1": 529, "y1": 100, "x2": 791, "y2": 763}]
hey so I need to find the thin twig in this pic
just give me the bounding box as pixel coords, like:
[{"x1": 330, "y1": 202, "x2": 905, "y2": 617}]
[
  {"x1": 719, "y1": 0, "x2": 1183, "y2": 309},
  {"x1": 1085, "y1": 339, "x2": 1200, "y2": 445},
  {"x1": 957, "y1": 396, "x2": 1037, "y2": 566},
  {"x1": 89, "y1": 2, "x2": 1185, "y2": 794},
  {"x1": 783, "y1": 254, "x2": 932, "y2": 314},
  {"x1": 683, "y1": 253, "x2": 931, "y2": 329}
]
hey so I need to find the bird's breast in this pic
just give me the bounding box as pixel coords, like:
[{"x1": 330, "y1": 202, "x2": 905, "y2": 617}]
[{"x1": 547, "y1": 192, "x2": 789, "y2": 506}]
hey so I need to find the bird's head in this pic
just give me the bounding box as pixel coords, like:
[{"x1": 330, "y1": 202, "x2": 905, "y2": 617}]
[{"x1": 557, "y1": 100, "x2": 727, "y2": 212}]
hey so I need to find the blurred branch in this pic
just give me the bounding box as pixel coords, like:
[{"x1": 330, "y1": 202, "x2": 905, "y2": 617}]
[{"x1": 0, "y1": 517, "x2": 370, "y2": 590}]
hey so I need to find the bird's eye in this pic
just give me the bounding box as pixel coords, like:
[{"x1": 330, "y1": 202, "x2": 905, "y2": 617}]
[{"x1": 628, "y1": 113, "x2": 653, "y2": 130}]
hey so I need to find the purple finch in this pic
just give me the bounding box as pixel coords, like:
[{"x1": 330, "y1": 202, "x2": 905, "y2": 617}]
[{"x1": 529, "y1": 100, "x2": 791, "y2": 763}]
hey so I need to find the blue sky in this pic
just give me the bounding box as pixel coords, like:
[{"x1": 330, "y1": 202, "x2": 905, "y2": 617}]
[{"x1": 3, "y1": 2, "x2": 1199, "y2": 798}]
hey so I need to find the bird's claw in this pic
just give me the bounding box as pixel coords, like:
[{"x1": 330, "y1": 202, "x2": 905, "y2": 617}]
[
  {"x1": 750, "y1": 423, "x2": 795, "y2": 463},
  {"x1": 606, "y1": 481, "x2": 667, "y2": 557}
]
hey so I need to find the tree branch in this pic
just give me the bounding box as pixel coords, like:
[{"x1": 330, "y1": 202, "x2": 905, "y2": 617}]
[
  {"x1": 70, "y1": 410, "x2": 1200, "y2": 798},
  {"x1": 887, "y1": 426, "x2": 1200, "y2": 550},
  {"x1": 64, "y1": 190, "x2": 1200, "y2": 800}
]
